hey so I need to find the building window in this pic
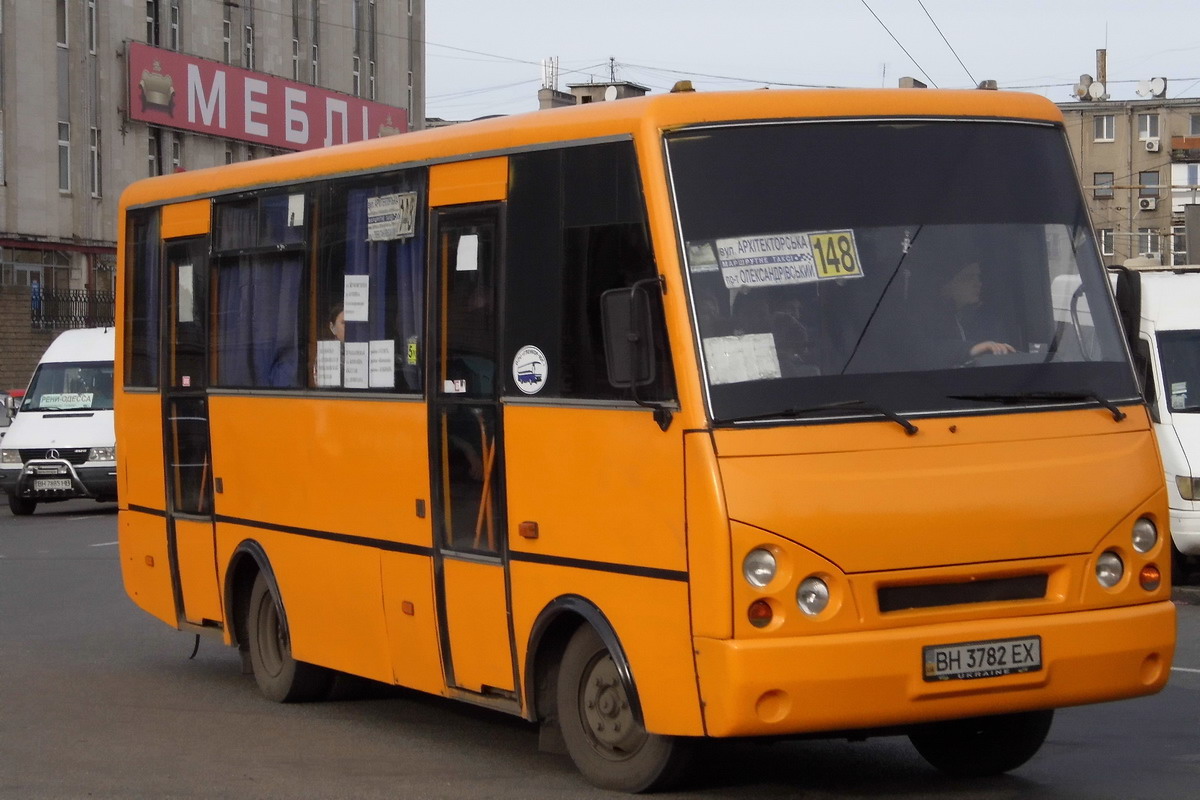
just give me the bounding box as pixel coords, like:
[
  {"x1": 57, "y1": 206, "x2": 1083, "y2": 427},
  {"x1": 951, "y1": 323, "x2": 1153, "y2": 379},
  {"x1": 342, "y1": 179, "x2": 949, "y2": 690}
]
[
  {"x1": 1093, "y1": 172, "x2": 1114, "y2": 199},
  {"x1": 311, "y1": 45, "x2": 320, "y2": 84},
  {"x1": 1138, "y1": 228, "x2": 1160, "y2": 258},
  {"x1": 1098, "y1": 228, "x2": 1115, "y2": 257},
  {"x1": 222, "y1": 4, "x2": 231, "y2": 63},
  {"x1": 244, "y1": 26, "x2": 255, "y2": 70},
  {"x1": 369, "y1": 61, "x2": 376, "y2": 100},
  {"x1": 310, "y1": 0, "x2": 320, "y2": 84},
  {"x1": 87, "y1": 0, "x2": 97, "y2": 54},
  {"x1": 1139, "y1": 170, "x2": 1160, "y2": 198},
  {"x1": 58, "y1": 122, "x2": 70, "y2": 191},
  {"x1": 1138, "y1": 113, "x2": 1160, "y2": 141},
  {"x1": 1172, "y1": 226, "x2": 1187, "y2": 265},
  {"x1": 353, "y1": 57, "x2": 361, "y2": 96},
  {"x1": 56, "y1": 0, "x2": 68, "y2": 47},
  {"x1": 145, "y1": 0, "x2": 159, "y2": 45},
  {"x1": 1093, "y1": 114, "x2": 1115, "y2": 142},
  {"x1": 148, "y1": 128, "x2": 160, "y2": 176},
  {"x1": 169, "y1": 0, "x2": 180, "y2": 51},
  {"x1": 1192, "y1": 113, "x2": 1200, "y2": 136},
  {"x1": 171, "y1": 137, "x2": 182, "y2": 173},
  {"x1": 90, "y1": 127, "x2": 102, "y2": 197},
  {"x1": 225, "y1": 146, "x2": 234, "y2": 165},
  {"x1": 408, "y1": 71, "x2": 414, "y2": 114},
  {"x1": 292, "y1": 39, "x2": 300, "y2": 80}
]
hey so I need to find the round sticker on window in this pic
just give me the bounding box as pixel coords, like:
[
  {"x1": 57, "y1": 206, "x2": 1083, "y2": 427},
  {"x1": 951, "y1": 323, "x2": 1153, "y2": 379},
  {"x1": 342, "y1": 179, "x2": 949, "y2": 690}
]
[{"x1": 512, "y1": 345, "x2": 547, "y2": 394}]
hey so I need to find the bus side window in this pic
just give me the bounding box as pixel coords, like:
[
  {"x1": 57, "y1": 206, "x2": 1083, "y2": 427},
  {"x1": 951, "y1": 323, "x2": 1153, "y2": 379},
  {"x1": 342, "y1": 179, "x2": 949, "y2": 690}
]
[{"x1": 504, "y1": 141, "x2": 675, "y2": 403}]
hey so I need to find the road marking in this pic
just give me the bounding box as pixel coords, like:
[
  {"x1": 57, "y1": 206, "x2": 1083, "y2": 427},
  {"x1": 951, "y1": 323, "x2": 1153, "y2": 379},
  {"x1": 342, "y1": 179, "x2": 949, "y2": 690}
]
[
  {"x1": 89, "y1": 541, "x2": 119, "y2": 547},
  {"x1": 1171, "y1": 666, "x2": 1200, "y2": 674}
]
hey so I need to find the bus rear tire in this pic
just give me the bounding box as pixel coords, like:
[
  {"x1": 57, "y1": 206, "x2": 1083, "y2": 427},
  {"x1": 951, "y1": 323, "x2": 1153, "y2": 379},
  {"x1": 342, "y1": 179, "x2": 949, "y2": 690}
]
[
  {"x1": 555, "y1": 625, "x2": 692, "y2": 793},
  {"x1": 908, "y1": 709, "x2": 1054, "y2": 777},
  {"x1": 246, "y1": 572, "x2": 333, "y2": 703},
  {"x1": 8, "y1": 493, "x2": 36, "y2": 516}
]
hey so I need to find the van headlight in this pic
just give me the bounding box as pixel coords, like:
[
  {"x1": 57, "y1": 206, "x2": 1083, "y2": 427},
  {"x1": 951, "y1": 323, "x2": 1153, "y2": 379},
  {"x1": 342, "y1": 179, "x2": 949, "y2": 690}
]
[
  {"x1": 1175, "y1": 475, "x2": 1200, "y2": 500},
  {"x1": 0, "y1": 448, "x2": 20, "y2": 465},
  {"x1": 88, "y1": 446, "x2": 116, "y2": 462}
]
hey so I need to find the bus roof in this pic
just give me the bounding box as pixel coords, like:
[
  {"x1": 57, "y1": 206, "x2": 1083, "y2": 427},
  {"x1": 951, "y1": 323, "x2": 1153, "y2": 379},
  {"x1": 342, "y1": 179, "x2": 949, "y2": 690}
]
[{"x1": 118, "y1": 88, "x2": 1063, "y2": 210}]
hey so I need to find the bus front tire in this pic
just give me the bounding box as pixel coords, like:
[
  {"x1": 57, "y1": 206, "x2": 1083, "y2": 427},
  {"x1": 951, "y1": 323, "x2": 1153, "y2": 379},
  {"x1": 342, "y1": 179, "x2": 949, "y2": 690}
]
[
  {"x1": 908, "y1": 709, "x2": 1054, "y2": 777},
  {"x1": 555, "y1": 625, "x2": 692, "y2": 793},
  {"x1": 246, "y1": 572, "x2": 333, "y2": 703},
  {"x1": 8, "y1": 493, "x2": 36, "y2": 516}
]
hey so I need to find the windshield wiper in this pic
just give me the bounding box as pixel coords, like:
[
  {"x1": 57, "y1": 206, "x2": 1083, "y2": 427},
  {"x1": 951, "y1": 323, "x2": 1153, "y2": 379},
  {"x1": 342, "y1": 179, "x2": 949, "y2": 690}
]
[
  {"x1": 719, "y1": 399, "x2": 919, "y2": 435},
  {"x1": 948, "y1": 391, "x2": 1128, "y2": 422}
]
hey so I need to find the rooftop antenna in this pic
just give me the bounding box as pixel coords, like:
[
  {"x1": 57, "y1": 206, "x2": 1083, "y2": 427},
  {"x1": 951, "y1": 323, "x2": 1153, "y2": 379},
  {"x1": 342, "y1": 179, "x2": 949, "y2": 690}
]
[
  {"x1": 540, "y1": 56, "x2": 559, "y2": 90},
  {"x1": 608, "y1": 56, "x2": 617, "y2": 83}
]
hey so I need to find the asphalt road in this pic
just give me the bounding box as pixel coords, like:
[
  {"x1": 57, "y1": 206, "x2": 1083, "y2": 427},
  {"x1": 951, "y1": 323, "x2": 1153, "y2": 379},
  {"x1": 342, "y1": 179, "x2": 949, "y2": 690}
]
[{"x1": 2, "y1": 499, "x2": 1197, "y2": 799}]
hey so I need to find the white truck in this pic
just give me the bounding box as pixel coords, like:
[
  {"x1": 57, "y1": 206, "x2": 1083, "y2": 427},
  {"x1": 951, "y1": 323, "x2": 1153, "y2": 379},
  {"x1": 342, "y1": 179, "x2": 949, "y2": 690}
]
[
  {"x1": 1055, "y1": 265, "x2": 1200, "y2": 581},
  {"x1": 0, "y1": 328, "x2": 116, "y2": 515}
]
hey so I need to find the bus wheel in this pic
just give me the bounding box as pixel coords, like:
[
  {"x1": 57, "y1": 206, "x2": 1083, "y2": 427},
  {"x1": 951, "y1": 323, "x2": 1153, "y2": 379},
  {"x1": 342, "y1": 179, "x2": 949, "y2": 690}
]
[
  {"x1": 908, "y1": 709, "x2": 1054, "y2": 777},
  {"x1": 8, "y1": 493, "x2": 36, "y2": 516},
  {"x1": 246, "y1": 573, "x2": 333, "y2": 703},
  {"x1": 555, "y1": 625, "x2": 692, "y2": 792}
]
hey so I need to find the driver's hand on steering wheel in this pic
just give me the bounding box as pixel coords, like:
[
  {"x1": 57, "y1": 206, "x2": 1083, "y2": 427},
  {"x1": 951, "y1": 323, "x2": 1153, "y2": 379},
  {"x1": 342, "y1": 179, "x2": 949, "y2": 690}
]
[{"x1": 969, "y1": 340, "x2": 1016, "y2": 357}]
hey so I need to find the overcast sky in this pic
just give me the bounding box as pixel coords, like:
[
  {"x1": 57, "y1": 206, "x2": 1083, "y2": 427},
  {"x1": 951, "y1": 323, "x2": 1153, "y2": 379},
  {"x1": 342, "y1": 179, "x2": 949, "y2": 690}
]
[{"x1": 424, "y1": 0, "x2": 1200, "y2": 120}]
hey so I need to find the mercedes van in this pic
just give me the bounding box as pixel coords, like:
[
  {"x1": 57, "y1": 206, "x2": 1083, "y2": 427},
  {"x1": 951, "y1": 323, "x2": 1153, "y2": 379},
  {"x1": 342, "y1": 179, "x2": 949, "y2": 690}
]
[{"x1": 0, "y1": 328, "x2": 116, "y2": 515}]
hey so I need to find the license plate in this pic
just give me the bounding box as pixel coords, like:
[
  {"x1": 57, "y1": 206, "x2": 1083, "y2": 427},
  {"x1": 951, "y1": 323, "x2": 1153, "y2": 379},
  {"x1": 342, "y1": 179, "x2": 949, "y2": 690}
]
[
  {"x1": 33, "y1": 478, "x2": 72, "y2": 491},
  {"x1": 923, "y1": 636, "x2": 1042, "y2": 682}
]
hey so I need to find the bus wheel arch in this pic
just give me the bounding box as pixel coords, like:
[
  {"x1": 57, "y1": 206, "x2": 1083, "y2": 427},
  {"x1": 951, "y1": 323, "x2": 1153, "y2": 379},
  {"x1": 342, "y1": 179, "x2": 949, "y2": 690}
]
[
  {"x1": 223, "y1": 540, "x2": 333, "y2": 703},
  {"x1": 525, "y1": 596, "x2": 691, "y2": 792}
]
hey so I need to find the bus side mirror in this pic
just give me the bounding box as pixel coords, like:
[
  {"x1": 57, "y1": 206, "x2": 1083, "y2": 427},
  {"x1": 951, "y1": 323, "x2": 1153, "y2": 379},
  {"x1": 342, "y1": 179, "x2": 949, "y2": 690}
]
[
  {"x1": 601, "y1": 287, "x2": 657, "y2": 388},
  {"x1": 1113, "y1": 267, "x2": 1142, "y2": 354}
]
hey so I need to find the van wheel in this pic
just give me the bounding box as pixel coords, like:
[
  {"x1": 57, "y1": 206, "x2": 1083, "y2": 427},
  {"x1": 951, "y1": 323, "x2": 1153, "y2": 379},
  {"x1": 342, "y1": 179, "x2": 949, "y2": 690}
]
[
  {"x1": 556, "y1": 625, "x2": 692, "y2": 792},
  {"x1": 246, "y1": 573, "x2": 333, "y2": 702},
  {"x1": 909, "y1": 709, "x2": 1054, "y2": 777},
  {"x1": 8, "y1": 494, "x2": 36, "y2": 516}
]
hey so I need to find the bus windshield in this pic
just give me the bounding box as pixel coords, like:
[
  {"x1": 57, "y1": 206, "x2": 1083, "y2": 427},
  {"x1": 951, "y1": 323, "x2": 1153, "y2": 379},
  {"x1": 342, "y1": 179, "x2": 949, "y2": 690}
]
[
  {"x1": 666, "y1": 119, "x2": 1136, "y2": 424},
  {"x1": 22, "y1": 362, "x2": 115, "y2": 412}
]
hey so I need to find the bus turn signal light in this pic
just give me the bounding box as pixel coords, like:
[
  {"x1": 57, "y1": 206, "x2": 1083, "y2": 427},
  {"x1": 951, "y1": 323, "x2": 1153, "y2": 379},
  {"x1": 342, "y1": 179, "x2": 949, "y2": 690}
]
[
  {"x1": 1139, "y1": 565, "x2": 1161, "y2": 591},
  {"x1": 748, "y1": 600, "x2": 773, "y2": 628}
]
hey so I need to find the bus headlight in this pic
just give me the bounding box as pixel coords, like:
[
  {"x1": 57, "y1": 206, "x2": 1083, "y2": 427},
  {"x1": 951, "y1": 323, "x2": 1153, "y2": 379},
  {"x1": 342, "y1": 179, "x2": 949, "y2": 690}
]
[
  {"x1": 88, "y1": 446, "x2": 116, "y2": 462},
  {"x1": 0, "y1": 448, "x2": 19, "y2": 465},
  {"x1": 796, "y1": 576, "x2": 830, "y2": 615},
  {"x1": 1096, "y1": 551, "x2": 1124, "y2": 588},
  {"x1": 742, "y1": 549, "x2": 777, "y2": 588},
  {"x1": 1175, "y1": 475, "x2": 1200, "y2": 500},
  {"x1": 1131, "y1": 518, "x2": 1157, "y2": 554}
]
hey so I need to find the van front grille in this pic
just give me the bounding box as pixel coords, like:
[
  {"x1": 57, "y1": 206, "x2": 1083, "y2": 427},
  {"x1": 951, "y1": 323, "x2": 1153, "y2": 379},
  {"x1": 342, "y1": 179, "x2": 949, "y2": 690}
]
[
  {"x1": 18, "y1": 448, "x2": 90, "y2": 465},
  {"x1": 878, "y1": 574, "x2": 1048, "y2": 613}
]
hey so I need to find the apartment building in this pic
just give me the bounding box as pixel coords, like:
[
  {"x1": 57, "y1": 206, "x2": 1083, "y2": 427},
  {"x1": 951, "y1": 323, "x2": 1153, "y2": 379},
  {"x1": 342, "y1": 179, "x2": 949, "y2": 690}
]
[{"x1": 0, "y1": 0, "x2": 424, "y2": 390}]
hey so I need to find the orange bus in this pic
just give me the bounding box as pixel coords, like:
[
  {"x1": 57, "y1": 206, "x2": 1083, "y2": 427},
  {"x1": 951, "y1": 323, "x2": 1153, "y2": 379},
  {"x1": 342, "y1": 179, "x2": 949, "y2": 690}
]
[{"x1": 116, "y1": 87, "x2": 1175, "y2": 791}]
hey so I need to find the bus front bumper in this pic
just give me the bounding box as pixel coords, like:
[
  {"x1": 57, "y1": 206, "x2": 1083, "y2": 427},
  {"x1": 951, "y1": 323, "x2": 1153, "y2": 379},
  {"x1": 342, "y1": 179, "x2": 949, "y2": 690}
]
[{"x1": 693, "y1": 601, "x2": 1175, "y2": 738}]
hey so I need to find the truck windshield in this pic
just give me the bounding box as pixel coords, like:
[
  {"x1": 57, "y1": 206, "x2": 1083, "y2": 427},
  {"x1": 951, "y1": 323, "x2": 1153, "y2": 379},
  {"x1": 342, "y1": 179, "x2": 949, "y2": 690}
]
[
  {"x1": 1157, "y1": 331, "x2": 1200, "y2": 413},
  {"x1": 666, "y1": 119, "x2": 1137, "y2": 424},
  {"x1": 22, "y1": 362, "x2": 115, "y2": 412}
]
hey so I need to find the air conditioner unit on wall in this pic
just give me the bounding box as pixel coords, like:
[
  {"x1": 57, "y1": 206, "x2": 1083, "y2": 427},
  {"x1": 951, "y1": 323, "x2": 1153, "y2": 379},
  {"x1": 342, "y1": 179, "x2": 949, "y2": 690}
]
[
  {"x1": 1145, "y1": 139, "x2": 1161, "y2": 152},
  {"x1": 1139, "y1": 197, "x2": 1158, "y2": 211}
]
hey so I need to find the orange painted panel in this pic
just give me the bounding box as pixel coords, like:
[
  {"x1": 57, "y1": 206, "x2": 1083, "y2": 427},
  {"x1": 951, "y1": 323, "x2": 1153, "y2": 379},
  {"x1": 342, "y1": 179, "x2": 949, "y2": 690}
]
[
  {"x1": 503, "y1": 404, "x2": 686, "y2": 572},
  {"x1": 443, "y1": 558, "x2": 513, "y2": 692},
  {"x1": 684, "y1": 431, "x2": 732, "y2": 640},
  {"x1": 380, "y1": 552, "x2": 446, "y2": 694},
  {"x1": 116, "y1": 392, "x2": 165, "y2": 510},
  {"x1": 118, "y1": 509, "x2": 177, "y2": 628},
  {"x1": 429, "y1": 157, "x2": 507, "y2": 207},
  {"x1": 160, "y1": 199, "x2": 211, "y2": 239},
  {"x1": 206, "y1": 395, "x2": 431, "y2": 546},
  {"x1": 174, "y1": 518, "x2": 221, "y2": 624},
  {"x1": 214, "y1": 521, "x2": 394, "y2": 684},
  {"x1": 509, "y1": 561, "x2": 702, "y2": 736}
]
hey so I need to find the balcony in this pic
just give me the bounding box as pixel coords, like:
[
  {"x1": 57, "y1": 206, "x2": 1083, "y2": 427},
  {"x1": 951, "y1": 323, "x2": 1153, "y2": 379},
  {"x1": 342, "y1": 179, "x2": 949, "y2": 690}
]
[{"x1": 1171, "y1": 136, "x2": 1200, "y2": 162}]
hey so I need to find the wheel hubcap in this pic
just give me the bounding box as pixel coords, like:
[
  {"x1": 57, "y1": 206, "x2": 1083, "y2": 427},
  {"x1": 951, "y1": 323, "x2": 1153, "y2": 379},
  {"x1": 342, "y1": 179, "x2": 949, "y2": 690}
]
[{"x1": 580, "y1": 653, "x2": 645, "y2": 756}]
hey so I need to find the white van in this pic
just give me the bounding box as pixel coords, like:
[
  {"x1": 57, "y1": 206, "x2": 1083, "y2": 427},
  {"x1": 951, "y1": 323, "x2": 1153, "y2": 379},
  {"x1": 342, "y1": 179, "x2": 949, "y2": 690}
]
[
  {"x1": 1056, "y1": 266, "x2": 1200, "y2": 580},
  {"x1": 0, "y1": 328, "x2": 116, "y2": 515}
]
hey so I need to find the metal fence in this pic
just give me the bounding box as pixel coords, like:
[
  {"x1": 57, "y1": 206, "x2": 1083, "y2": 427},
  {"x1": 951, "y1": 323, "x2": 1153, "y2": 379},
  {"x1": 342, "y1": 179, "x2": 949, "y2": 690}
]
[{"x1": 31, "y1": 288, "x2": 116, "y2": 330}]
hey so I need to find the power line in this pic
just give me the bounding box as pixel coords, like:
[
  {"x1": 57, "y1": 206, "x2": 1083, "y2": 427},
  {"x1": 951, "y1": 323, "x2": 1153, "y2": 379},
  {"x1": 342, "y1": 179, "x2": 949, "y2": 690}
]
[
  {"x1": 917, "y1": 0, "x2": 975, "y2": 85},
  {"x1": 859, "y1": 0, "x2": 938, "y2": 88}
]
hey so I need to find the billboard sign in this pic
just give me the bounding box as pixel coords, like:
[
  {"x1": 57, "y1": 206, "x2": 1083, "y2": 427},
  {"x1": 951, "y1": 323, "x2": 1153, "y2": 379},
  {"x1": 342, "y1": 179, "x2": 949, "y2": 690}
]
[{"x1": 127, "y1": 42, "x2": 407, "y2": 152}]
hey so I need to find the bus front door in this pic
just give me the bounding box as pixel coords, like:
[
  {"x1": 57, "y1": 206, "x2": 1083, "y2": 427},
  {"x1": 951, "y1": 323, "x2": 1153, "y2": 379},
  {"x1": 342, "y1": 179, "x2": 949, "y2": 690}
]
[
  {"x1": 429, "y1": 207, "x2": 517, "y2": 697},
  {"x1": 162, "y1": 236, "x2": 221, "y2": 626}
]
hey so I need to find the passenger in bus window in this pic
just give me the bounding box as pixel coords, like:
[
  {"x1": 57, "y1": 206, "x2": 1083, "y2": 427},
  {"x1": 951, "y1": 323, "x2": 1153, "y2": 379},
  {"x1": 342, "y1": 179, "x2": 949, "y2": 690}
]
[{"x1": 328, "y1": 302, "x2": 345, "y2": 342}]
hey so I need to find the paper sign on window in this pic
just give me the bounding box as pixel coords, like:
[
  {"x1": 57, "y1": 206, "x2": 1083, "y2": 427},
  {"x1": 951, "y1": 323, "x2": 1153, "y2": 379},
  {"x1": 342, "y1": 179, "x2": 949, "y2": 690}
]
[
  {"x1": 344, "y1": 342, "x2": 370, "y2": 389},
  {"x1": 316, "y1": 340, "x2": 342, "y2": 387},
  {"x1": 367, "y1": 192, "x2": 417, "y2": 240},
  {"x1": 369, "y1": 340, "x2": 395, "y2": 388},
  {"x1": 343, "y1": 275, "x2": 370, "y2": 322},
  {"x1": 456, "y1": 234, "x2": 479, "y2": 272},
  {"x1": 177, "y1": 263, "x2": 195, "y2": 323}
]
